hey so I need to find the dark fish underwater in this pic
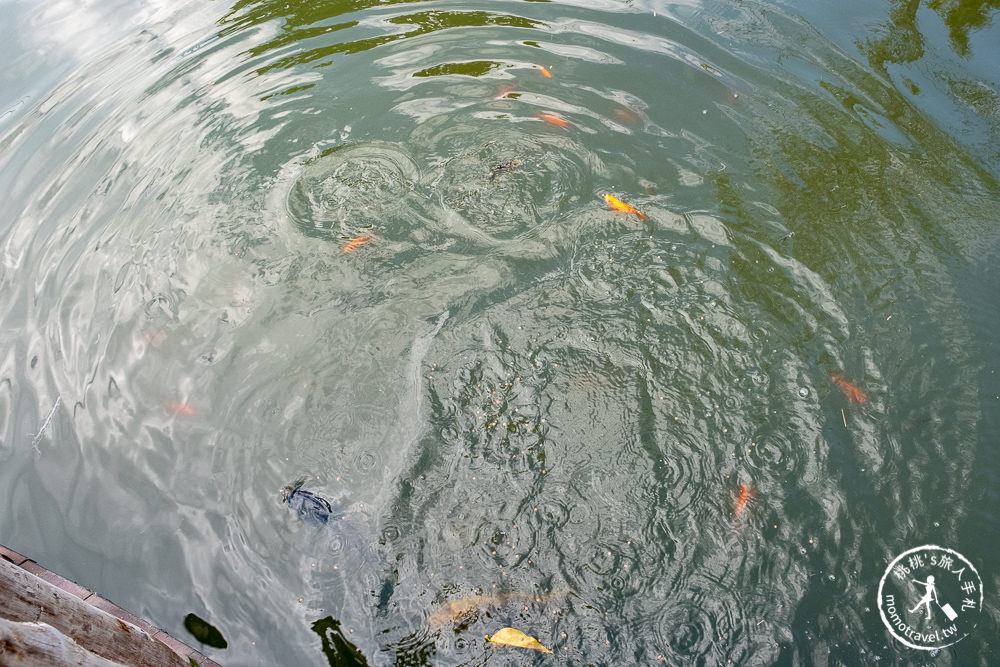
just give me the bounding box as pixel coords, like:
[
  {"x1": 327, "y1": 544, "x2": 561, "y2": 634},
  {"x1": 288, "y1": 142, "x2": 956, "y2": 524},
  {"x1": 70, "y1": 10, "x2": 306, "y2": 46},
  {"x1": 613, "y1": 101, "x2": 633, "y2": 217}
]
[
  {"x1": 489, "y1": 158, "x2": 521, "y2": 179},
  {"x1": 282, "y1": 481, "x2": 335, "y2": 524},
  {"x1": 281, "y1": 481, "x2": 396, "y2": 612}
]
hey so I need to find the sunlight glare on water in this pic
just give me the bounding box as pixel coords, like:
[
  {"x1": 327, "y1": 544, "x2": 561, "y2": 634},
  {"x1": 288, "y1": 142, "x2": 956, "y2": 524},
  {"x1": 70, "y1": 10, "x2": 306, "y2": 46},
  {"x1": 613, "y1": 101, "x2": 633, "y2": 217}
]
[{"x1": 1, "y1": 0, "x2": 998, "y2": 664}]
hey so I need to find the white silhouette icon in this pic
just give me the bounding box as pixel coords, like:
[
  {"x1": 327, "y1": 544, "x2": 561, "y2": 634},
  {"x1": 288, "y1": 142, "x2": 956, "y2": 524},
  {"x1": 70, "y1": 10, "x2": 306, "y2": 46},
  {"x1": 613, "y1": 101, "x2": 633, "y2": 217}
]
[{"x1": 909, "y1": 575, "x2": 938, "y2": 621}]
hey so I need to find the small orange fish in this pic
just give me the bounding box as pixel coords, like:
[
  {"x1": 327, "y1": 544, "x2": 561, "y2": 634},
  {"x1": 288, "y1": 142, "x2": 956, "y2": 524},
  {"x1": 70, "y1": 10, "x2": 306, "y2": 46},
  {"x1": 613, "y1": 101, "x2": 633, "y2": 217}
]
[
  {"x1": 612, "y1": 108, "x2": 638, "y2": 125},
  {"x1": 539, "y1": 66, "x2": 552, "y2": 78},
  {"x1": 343, "y1": 234, "x2": 373, "y2": 252},
  {"x1": 604, "y1": 194, "x2": 648, "y2": 220},
  {"x1": 166, "y1": 402, "x2": 195, "y2": 416},
  {"x1": 535, "y1": 112, "x2": 569, "y2": 129},
  {"x1": 734, "y1": 484, "x2": 751, "y2": 517},
  {"x1": 829, "y1": 371, "x2": 867, "y2": 404}
]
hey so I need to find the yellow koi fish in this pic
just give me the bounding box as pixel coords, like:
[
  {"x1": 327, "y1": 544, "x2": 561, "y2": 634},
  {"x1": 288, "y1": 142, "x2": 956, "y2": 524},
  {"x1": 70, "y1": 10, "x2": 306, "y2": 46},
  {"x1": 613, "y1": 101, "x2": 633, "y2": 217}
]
[{"x1": 604, "y1": 194, "x2": 648, "y2": 220}]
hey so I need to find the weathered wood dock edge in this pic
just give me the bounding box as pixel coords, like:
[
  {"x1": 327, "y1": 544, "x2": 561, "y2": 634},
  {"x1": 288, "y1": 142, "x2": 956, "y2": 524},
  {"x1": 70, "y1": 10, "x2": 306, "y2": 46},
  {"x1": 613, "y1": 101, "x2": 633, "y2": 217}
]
[{"x1": 1, "y1": 544, "x2": 221, "y2": 666}]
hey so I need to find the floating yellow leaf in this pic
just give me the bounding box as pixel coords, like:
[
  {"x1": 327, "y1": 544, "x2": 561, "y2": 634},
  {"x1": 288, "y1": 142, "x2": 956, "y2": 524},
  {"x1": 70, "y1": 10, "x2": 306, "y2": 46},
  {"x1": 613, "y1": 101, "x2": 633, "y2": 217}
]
[{"x1": 485, "y1": 627, "x2": 552, "y2": 654}]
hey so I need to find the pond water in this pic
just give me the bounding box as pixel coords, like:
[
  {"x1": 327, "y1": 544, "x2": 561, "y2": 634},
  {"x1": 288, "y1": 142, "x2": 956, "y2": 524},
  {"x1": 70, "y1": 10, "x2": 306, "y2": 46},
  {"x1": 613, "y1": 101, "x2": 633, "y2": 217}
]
[{"x1": 1, "y1": 0, "x2": 998, "y2": 664}]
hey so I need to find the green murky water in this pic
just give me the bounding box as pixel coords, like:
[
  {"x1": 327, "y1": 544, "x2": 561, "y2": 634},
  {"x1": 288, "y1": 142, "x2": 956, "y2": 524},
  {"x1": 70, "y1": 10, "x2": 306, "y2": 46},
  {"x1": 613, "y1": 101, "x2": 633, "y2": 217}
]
[{"x1": 1, "y1": 0, "x2": 998, "y2": 663}]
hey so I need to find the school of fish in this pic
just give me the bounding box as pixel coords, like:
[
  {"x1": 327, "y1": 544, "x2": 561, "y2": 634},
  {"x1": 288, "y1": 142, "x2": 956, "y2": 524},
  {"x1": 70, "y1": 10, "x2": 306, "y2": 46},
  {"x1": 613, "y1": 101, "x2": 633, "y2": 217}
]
[
  {"x1": 338, "y1": 65, "x2": 650, "y2": 258},
  {"x1": 299, "y1": 63, "x2": 890, "y2": 654}
]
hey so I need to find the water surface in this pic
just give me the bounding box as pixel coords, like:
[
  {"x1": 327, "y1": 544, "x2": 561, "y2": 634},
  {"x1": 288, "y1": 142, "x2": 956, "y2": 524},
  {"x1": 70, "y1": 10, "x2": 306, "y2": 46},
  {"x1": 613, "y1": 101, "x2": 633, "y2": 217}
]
[{"x1": 1, "y1": 0, "x2": 998, "y2": 663}]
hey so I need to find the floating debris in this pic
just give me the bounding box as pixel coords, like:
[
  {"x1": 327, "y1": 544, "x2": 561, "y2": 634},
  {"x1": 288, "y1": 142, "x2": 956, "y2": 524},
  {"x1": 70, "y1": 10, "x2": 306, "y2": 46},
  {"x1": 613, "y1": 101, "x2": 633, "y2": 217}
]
[{"x1": 486, "y1": 627, "x2": 552, "y2": 653}]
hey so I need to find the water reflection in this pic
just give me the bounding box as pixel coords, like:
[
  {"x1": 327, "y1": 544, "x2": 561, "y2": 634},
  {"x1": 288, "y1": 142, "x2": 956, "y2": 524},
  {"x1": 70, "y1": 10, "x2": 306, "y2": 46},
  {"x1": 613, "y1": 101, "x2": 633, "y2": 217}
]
[
  {"x1": 924, "y1": 0, "x2": 998, "y2": 57},
  {"x1": 865, "y1": 0, "x2": 999, "y2": 68},
  {"x1": 1, "y1": 0, "x2": 998, "y2": 663},
  {"x1": 221, "y1": 1, "x2": 546, "y2": 79}
]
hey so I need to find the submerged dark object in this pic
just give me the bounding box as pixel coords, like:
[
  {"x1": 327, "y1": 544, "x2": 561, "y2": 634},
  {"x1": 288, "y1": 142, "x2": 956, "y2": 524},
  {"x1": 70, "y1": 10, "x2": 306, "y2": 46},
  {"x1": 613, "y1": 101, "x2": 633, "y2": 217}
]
[
  {"x1": 183, "y1": 613, "x2": 227, "y2": 649},
  {"x1": 282, "y1": 482, "x2": 398, "y2": 618},
  {"x1": 282, "y1": 481, "x2": 334, "y2": 524},
  {"x1": 489, "y1": 158, "x2": 521, "y2": 179},
  {"x1": 312, "y1": 616, "x2": 370, "y2": 666}
]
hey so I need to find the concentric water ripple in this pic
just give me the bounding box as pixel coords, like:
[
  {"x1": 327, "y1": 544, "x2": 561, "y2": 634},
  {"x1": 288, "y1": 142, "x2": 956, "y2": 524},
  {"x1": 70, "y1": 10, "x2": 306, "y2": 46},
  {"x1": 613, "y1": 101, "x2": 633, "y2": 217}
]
[
  {"x1": 420, "y1": 127, "x2": 601, "y2": 240},
  {"x1": 650, "y1": 589, "x2": 751, "y2": 663},
  {"x1": 1, "y1": 0, "x2": 997, "y2": 664},
  {"x1": 285, "y1": 142, "x2": 421, "y2": 240}
]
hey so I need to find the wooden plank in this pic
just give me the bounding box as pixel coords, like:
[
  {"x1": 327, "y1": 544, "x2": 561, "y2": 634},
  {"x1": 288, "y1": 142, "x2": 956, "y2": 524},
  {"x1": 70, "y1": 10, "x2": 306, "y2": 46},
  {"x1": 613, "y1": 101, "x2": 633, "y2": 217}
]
[
  {"x1": 0, "y1": 617, "x2": 126, "y2": 666},
  {"x1": 0, "y1": 545, "x2": 29, "y2": 567},
  {"x1": 0, "y1": 557, "x2": 188, "y2": 667}
]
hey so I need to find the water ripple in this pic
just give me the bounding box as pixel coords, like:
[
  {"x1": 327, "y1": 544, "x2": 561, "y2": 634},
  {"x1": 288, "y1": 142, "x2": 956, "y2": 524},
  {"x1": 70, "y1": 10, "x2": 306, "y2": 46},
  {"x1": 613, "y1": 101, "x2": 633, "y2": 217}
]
[
  {"x1": 285, "y1": 142, "x2": 420, "y2": 241},
  {"x1": 2, "y1": 0, "x2": 997, "y2": 663}
]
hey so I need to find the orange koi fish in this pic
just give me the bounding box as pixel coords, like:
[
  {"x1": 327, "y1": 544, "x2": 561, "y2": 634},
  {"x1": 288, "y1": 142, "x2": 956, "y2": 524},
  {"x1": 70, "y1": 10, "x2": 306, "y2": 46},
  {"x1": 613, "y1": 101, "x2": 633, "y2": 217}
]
[
  {"x1": 604, "y1": 194, "x2": 648, "y2": 220},
  {"x1": 829, "y1": 371, "x2": 867, "y2": 404},
  {"x1": 166, "y1": 402, "x2": 195, "y2": 416},
  {"x1": 539, "y1": 66, "x2": 552, "y2": 78},
  {"x1": 613, "y1": 108, "x2": 638, "y2": 125},
  {"x1": 343, "y1": 234, "x2": 373, "y2": 252},
  {"x1": 734, "y1": 484, "x2": 751, "y2": 518},
  {"x1": 535, "y1": 112, "x2": 569, "y2": 129}
]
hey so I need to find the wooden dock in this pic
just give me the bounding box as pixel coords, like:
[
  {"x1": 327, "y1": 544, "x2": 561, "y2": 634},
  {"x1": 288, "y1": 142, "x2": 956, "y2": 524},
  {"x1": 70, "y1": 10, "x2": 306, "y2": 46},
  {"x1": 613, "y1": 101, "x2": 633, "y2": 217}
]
[{"x1": 1, "y1": 544, "x2": 222, "y2": 666}]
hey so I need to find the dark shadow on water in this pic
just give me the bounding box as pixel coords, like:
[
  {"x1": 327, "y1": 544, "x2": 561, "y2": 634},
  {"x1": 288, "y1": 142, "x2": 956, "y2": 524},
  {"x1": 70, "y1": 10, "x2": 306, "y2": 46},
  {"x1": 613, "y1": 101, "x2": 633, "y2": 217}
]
[
  {"x1": 312, "y1": 616, "x2": 370, "y2": 666},
  {"x1": 183, "y1": 612, "x2": 229, "y2": 650}
]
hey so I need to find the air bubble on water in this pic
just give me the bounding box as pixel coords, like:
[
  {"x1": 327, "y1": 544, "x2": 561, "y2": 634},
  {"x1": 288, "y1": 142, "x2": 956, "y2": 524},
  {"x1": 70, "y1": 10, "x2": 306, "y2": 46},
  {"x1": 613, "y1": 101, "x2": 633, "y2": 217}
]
[
  {"x1": 827, "y1": 574, "x2": 835, "y2": 581},
  {"x1": 798, "y1": 387, "x2": 809, "y2": 397},
  {"x1": 799, "y1": 547, "x2": 807, "y2": 554}
]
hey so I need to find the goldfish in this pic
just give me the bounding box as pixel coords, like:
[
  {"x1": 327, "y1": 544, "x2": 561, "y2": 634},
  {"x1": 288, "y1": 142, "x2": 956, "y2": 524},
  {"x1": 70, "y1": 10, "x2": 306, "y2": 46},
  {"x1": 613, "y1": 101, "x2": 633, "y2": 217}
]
[
  {"x1": 829, "y1": 371, "x2": 867, "y2": 404},
  {"x1": 603, "y1": 194, "x2": 648, "y2": 220},
  {"x1": 734, "y1": 484, "x2": 751, "y2": 518},
  {"x1": 612, "y1": 108, "x2": 638, "y2": 125},
  {"x1": 539, "y1": 66, "x2": 552, "y2": 78},
  {"x1": 343, "y1": 234, "x2": 373, "y2": 252},
  {"x1": 534, "y1": 112, "x2": 569, "y2": 129},
  {"x1": 165, "y1": 402, "x2": 195, "y2": 416}
]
